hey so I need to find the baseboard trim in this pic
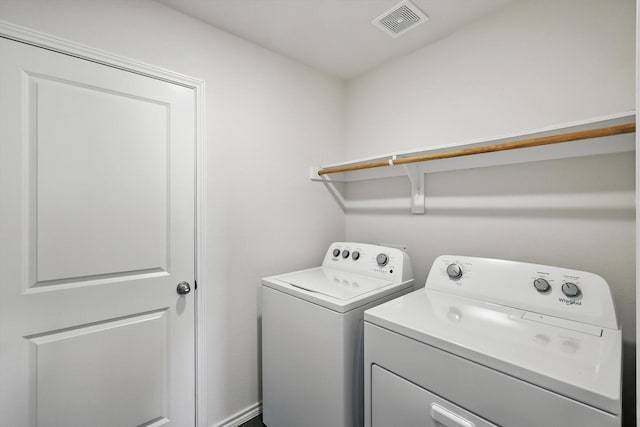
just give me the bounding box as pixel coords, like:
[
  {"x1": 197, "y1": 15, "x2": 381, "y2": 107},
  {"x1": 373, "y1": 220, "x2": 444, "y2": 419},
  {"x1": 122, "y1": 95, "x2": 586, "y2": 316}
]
[{"x1": 213, "y1": 402, "x2": 262, "y2": 427}]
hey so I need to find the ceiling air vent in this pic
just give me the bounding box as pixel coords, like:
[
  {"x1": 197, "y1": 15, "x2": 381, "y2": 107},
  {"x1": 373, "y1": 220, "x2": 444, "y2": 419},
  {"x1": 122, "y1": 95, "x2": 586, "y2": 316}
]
[{"x1": 372, "y1": 0, "x2": 429, "y2": 38}]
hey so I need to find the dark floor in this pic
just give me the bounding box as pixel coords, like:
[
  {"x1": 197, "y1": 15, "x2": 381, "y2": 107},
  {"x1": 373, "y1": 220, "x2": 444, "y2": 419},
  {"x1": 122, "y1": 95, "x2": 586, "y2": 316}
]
[{"x1": 239, "y1": 414, "x2": 265, "y2": 427}]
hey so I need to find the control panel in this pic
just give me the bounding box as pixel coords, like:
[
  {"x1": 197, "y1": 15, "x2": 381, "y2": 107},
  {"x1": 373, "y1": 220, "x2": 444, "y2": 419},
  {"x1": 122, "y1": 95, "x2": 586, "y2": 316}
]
[
  {"x1": 322, "y1": 242, "x2": 413, "y2": 283},
  {"x1": 426, "y1": 255, "x2": 618, "y2": 330}
]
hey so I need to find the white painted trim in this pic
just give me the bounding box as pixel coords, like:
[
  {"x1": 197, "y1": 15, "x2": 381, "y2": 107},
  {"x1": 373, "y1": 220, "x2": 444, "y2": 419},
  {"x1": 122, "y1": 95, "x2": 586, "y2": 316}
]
[
  {"x1": 0, "y1": 20, "x2": 199, "y2": 88},
  {"x1": 212, "y1": 402, "x2": 262, "y2": 427},
  {"x1": 195, "y1": 81, "x2": 208, "y2": 427},
  {"x1": 0, "y1": 20, "x2": 208, "y2": 427}
]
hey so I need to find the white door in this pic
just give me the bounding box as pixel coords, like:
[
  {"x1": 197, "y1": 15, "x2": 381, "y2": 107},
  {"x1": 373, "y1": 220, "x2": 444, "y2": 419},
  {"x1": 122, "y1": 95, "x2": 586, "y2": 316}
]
[{"x1": 0, "y1": 37, "x2": 196, "y2": 427}]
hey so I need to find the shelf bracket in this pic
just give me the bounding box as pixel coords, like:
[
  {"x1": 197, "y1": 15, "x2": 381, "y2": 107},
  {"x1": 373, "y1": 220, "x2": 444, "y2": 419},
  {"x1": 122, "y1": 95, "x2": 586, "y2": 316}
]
[
  {"x1": 310, "y1": 167, "x2": 347, "y2": 212},
  {"x1": 402, "y1": 164, "x2": 425, "y2": 214}
]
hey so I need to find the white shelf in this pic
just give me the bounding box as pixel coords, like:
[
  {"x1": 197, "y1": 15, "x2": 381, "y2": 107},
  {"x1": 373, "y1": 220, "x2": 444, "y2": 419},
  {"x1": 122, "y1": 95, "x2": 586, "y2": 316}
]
[
  {"x1": 311, "y1": 111, "x2": 635, "y2": 183},
  {"x1": 310, "y1": 111, "x2": 636, "y2": 214}
]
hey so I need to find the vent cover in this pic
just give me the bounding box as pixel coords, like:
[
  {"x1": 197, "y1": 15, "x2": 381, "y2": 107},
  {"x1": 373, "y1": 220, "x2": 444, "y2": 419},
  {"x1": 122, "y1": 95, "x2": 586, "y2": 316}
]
[{"x1": 372, "y1": 0, "x2": 429, "y2": 38}]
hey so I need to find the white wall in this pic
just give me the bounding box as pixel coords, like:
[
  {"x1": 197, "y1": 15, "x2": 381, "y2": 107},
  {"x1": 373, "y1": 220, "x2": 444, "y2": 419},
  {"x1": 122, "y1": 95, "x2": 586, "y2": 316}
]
[
  {"x1": 344, "y1": 0, "x2": 636, "y2": 423},
  {"x1": 0, "y1": 1, "x2": 345, "y2": 425},
  {"x1": 346, "y1": 0, "x2": 635, "y2": 158}
]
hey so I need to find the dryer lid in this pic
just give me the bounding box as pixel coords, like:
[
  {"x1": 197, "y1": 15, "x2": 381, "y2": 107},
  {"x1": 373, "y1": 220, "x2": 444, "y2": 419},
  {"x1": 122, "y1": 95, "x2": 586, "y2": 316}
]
[
  {"x1": 365, "y1": 288, "x2": 622, "y2": 415},
  {"x1": 276, "y1": 267, "x2": 394, "y2": 300}
]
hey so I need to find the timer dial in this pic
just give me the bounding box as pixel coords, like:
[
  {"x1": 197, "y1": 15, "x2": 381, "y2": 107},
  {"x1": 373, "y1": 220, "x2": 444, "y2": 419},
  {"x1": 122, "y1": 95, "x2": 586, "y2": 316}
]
[
  {"x1": 376, "y1": 253, "x2": 389, "y2": 266},
  {"x1": 446, "y1": 264, "x2": 463, "y2": 280},
  {"x1": 352, "y1": 251, "x2": 360, "y2": 260},
  {"x1": 562, "y1": 282, "x2": 581, "y2": 298}
]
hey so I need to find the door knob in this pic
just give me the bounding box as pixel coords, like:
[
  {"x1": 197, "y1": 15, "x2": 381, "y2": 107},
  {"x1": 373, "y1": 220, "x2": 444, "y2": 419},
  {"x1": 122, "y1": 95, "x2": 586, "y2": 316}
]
[{"x1": 177, "y1": 281, "x2": 191, "y2": 295}]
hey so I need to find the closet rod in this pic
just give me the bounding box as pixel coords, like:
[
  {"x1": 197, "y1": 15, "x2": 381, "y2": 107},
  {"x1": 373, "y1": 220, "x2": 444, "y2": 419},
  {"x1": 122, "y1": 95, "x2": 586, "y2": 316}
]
[{"x1": 317, "y1": 122, "x2": 636, "y2": 176}]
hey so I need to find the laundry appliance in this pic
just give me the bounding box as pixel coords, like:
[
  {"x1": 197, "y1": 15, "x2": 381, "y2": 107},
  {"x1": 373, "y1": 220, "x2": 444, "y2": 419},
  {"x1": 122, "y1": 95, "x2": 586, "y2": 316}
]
[
  {"x1": 262, "y1": 242, "x2": 414, "y2": 427},
  {"x1": 364, "y1": 255, "x2": 621, "y2": 427}
]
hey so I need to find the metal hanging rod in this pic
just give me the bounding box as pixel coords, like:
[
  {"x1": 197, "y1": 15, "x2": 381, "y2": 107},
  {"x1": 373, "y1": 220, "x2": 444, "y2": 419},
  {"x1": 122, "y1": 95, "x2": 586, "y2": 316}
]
[{"x1": 317, "y1": 122, "x2": 636, "y2": 176}]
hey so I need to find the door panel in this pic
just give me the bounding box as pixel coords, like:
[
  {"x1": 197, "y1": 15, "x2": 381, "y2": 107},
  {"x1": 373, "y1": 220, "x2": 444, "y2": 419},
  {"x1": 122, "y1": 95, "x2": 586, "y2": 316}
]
[
  {"x1": 0, "y1": 37, "x2": 196, "y2": 426},
  {"x1": 33, "y1": 74, "x2": 169, "y2": 284},
  {"x1": 30, "y1": 311, "x2": 169, "y2": 427}
]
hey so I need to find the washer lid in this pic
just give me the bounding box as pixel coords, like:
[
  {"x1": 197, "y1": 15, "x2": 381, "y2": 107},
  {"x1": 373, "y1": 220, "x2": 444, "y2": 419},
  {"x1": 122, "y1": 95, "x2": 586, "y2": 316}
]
[
  {"x1": 263, "y1": 267, "x2": 412, "y2": 313},
  {"x1": 277, "y1": 267, "x2": 394, "y2": 300}
]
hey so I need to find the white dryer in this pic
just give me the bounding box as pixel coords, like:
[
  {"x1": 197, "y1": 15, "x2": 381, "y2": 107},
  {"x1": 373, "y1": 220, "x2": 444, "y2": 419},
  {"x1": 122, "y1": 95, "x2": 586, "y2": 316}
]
[
  {"x1": 364, "y1": 255, "x2": 621, "y2": 427},
  {"x1": 262, "y1": 242, "x2": 414, "y2": 427}
]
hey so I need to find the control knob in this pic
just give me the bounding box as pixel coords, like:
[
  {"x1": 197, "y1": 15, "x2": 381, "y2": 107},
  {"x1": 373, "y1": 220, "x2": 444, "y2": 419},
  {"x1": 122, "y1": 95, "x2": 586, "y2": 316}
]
[
  {"x1": 352, "y1": 251, "x2": 360, "y2": 260},
  {"x1": 533, "y1": 278, "x2": 550, "y2": 293},
  {"x1": 342, "y1": 250, "x2": 350, "y2": 259},
  {"x1": 376, "y1": 253, "x2": 389, "y2": 267},
  {"x1": 562, "y1": 282, "x2": 581, "y2": 298},
  {"x1": 446, "y1": 264, "x2": 463, "y2": 280}
]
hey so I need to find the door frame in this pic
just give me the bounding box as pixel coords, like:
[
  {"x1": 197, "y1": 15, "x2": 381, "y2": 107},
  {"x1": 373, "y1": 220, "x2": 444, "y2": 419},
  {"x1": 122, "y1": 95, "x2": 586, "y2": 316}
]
[{"x1": 0, "y1": 20, "x2": 208, "y2": 427}]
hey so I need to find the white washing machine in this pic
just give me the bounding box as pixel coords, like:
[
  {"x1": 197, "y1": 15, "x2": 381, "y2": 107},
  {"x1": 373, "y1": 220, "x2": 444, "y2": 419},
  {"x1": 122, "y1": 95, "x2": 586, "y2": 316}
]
[
  {"x1": 364, "y1": 255, "x2": 622, "y2": 427},
  {"x1": 262, "y1": 242, "x2": 414, "y2": 427}
]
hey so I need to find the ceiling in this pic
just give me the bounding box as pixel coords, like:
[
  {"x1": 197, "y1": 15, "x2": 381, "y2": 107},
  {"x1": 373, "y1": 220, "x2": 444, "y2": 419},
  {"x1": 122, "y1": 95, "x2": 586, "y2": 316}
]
[{"x1": 157, "y1": 0, "x2": 514, "y2": 80}]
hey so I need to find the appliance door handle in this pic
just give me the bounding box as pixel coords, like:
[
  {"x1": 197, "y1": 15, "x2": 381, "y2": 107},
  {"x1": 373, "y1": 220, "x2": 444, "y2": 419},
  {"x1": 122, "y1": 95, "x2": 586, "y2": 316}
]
[{"x1": 431, "y1": 404, "x2": 476, "y2": 427}]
